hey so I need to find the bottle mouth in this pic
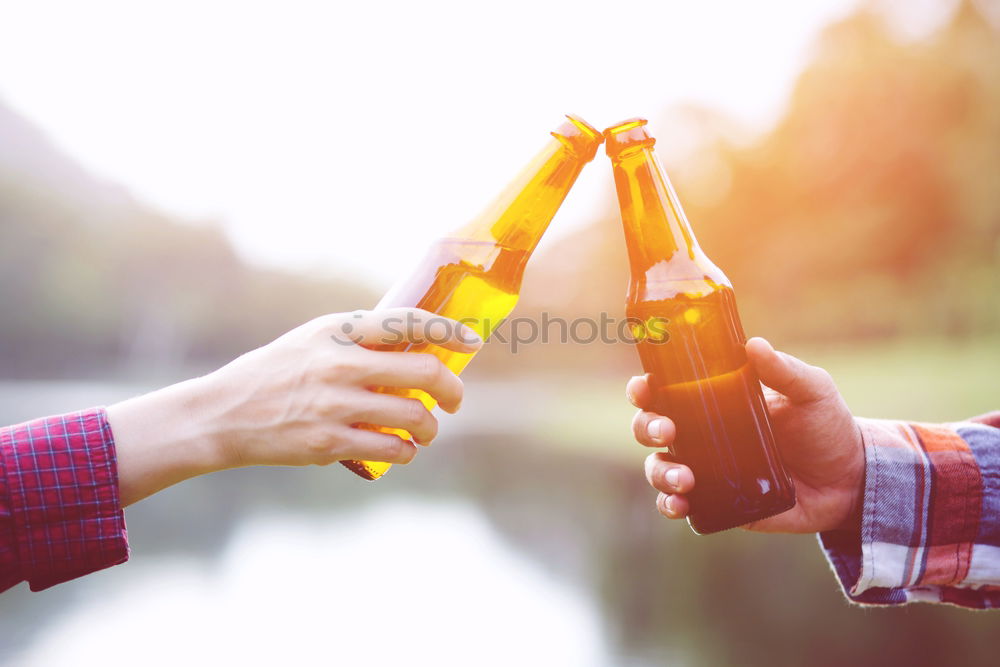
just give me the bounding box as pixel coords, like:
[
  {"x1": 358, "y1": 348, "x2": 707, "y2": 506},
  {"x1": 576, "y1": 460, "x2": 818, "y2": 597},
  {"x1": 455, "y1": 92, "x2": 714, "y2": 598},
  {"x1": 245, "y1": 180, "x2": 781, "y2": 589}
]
[
  {"x1": 551, "y1": 114, "x2": 604, "y2": 161},
  {"x1": 603, "y1": 117, "x2": 655, "y2": 159}
]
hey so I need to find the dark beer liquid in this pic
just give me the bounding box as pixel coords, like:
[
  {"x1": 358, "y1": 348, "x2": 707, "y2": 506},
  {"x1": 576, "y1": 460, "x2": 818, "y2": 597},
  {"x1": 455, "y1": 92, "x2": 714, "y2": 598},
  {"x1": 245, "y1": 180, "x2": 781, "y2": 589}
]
[
  {"x1": 340, "y1": 238, "x2": 524, "y2": 480},
  {"x1": 629, "y1": 287, "x2": 794, "y2": 534},
  {"x1": 605, "y1": 117, "x2": 795, "y2": 533}
]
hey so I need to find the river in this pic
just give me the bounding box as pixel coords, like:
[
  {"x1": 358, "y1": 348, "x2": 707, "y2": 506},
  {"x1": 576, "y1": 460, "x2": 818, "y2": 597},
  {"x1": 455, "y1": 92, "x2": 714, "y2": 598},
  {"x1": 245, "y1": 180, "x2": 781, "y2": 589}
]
[{"x1": 0, "y1": 380, "x2": 996, "y2": 667}]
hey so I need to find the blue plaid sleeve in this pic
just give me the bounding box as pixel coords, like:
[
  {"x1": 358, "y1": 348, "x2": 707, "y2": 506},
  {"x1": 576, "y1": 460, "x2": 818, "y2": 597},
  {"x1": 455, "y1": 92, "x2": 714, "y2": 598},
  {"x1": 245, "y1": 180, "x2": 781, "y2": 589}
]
[{"x1": 819, "y1": 415, "x2": 1000, "y2": 608}]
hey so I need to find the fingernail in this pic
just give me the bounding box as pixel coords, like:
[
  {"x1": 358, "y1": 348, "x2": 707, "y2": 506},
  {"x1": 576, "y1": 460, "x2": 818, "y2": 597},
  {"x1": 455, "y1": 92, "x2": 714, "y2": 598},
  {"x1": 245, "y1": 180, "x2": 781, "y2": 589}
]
[
  {"x1": 663, "y1": 495, "x2": 677, "y2": 517},
  {"x1": 647, "y1": 419, "x2": 664, "y2": 442},
  {"x1": 665, "y1": 468, "x2": 680, "y2": 488},
  {"x1": 461, "y1": 325, "x2": 482, "y2": 345}
]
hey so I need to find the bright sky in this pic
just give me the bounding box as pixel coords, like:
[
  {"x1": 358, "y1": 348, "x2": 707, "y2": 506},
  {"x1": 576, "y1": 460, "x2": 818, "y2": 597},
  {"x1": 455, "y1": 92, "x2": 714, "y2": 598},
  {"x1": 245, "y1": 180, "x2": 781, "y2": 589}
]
[{"x1": 0, "y1": 0, "x2": 866, "y2": 289}]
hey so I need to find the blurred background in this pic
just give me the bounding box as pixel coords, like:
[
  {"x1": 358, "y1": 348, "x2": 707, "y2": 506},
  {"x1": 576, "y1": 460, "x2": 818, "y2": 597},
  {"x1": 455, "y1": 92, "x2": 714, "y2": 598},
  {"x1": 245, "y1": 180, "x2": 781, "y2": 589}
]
[{"x1": 1, "y1": 0, "x2": 999, "y2": 664}]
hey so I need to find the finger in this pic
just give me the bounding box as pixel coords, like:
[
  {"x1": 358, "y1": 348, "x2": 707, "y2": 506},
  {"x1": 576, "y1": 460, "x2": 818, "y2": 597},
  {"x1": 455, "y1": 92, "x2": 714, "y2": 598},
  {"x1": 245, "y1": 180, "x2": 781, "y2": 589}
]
[
  {"x1": 364, "y1": 352, "x2": 464, "y2": 414},
  {"x1": 632, "y1": 411, "x2": 676, "y2": 448},
  {"x1": 338, "y1": 428, "x2": 418, "y2": 465},
  {"x1": 644, "y1": 452, "x2": 695, "y2": 494},
  {"x1": 746, "y1": 337, "x2": 837, "y2": 405},
  {"x1": 353, "y1": 394, "x2": 439, "y2": 445},
  {"x1": 625, "y1": 374, "x2": 655, "y2": 410},
  {"x1": 656, "y1": 492, "x2": 690, "y2": 520},
  {"x1": 328, "y1": 308, "x2": 483, "y2": 353}
]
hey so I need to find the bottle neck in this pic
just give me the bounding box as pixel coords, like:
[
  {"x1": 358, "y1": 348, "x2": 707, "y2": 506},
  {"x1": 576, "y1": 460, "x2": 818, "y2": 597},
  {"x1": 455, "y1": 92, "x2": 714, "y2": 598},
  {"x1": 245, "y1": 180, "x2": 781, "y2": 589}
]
[
  {"x1": 451, "y1": 115, "x2": 601, "y2": 256},
  {"x1": 610, "y1": 145, "x2": 701, "y2": 275},
  {"x1": 604, "y1": 117, "x2": 729, "y2": 300}
]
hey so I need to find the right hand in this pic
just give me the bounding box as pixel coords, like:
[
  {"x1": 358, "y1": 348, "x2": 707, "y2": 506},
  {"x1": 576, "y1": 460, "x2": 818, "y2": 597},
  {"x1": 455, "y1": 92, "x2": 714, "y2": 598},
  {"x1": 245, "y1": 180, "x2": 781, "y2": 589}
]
[
  {"x1": 627, "y1": 337, "x2": 865, "y2": 534},
  {"x1": 198, "y1": 308, "x2": 481, "y2": 468}
]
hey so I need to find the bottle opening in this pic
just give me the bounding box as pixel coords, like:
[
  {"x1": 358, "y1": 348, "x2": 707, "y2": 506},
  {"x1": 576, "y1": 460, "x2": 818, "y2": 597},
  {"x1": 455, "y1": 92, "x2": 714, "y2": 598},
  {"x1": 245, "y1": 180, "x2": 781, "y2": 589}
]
[
  {"x1": 603, "y1": 117, "x2": 655, "y2": 159},
  {"x1": 552, "y1": 114, "x2": 604, "y2": 161},
  {"x1": 606, "y1": 118, "x2": 647, "y2": 133}
]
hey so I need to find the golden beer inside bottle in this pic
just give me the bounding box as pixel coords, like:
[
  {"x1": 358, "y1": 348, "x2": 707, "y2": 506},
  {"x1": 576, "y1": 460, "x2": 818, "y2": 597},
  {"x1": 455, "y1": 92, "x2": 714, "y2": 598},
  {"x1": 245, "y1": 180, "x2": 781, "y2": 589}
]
[
  {"x1": 341, "y1": 115, "x2": 602, "y2": 480},
  {"x1": 340, "y1": 239, "x2": 523, "y2": 480}
]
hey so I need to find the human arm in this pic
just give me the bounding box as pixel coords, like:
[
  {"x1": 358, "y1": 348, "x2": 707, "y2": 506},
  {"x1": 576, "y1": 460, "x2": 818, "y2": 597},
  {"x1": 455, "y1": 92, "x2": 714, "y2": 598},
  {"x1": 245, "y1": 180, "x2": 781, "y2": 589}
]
[
  {"x1": 628, "y1": 337, "x2": 1000, "y2": 608},
  {"x1": 109, "y1": 308, "x2": 479, "y2": 505},
  {"x1": 1, "y1": 308, "x2": 479, "y2": 591}
]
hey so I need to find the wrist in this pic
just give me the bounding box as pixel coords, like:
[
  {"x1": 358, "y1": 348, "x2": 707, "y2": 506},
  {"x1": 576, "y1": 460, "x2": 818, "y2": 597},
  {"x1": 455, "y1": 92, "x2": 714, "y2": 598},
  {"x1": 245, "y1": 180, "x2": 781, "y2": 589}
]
[
  {"x1": 183, "y1": 369, "x2": 251, "y2": 470},
  {"x1": 107, "y1": 374, "x2": 232, "y2": 505},
  {"x1": 165, "y1": 373, "x2": 238, "y2": 471},
  {"x1": 834, "y1": 418, "x2": 867, "y2": 533}
]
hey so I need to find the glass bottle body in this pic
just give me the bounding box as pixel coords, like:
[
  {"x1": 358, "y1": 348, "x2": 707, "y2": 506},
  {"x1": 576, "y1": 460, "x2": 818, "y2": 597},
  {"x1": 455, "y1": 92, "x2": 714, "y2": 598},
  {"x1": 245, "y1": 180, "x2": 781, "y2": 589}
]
[
  {"x1": 342, "y1": 115, "x2": 602, "y2": 480},
  {"x1": 607, "y1": 118, "x2": 795, "y2": 533},
  {"x1": 340, "y1": 239, "x2": 524, "y2": 480},
  {"x1": 629, "y1": 281, "x2": 794, "y2": 534}
]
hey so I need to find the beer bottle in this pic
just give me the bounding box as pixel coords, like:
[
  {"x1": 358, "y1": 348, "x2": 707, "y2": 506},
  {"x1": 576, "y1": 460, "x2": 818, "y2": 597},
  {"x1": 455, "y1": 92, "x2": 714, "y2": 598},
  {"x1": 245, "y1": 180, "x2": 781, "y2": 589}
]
[
  {"x1": 604, "y1": 118, "x2": 795, "y2": 533},
  {"x1": 342, "y1": 114, "x2": 604, "y2": 480}
]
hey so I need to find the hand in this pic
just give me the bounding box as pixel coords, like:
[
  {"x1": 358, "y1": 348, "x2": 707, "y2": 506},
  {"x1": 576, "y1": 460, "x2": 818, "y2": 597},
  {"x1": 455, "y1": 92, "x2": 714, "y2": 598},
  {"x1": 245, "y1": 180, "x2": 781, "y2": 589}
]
[
  {"x1": 108, "y1": 308, "x2": 481, "y2": 505},
  {"x1": 626, "y1": 337, "x2": 864, "y2": 533}
]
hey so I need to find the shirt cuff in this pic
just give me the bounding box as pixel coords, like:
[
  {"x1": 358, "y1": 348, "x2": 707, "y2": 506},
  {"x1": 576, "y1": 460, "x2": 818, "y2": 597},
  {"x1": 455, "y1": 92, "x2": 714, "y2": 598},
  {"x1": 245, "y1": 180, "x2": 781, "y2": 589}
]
[
  {"x1": 0, "y1": 408, "x2": 129, "y2": 591},
  {"x1": 819, "y1": 417, "x2": 1000, "y2": 608}
]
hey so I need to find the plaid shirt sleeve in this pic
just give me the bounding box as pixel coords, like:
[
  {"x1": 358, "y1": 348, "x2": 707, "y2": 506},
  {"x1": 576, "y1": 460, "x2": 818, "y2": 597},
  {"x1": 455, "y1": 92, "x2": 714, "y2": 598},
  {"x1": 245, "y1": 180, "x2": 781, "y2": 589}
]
[
  {"x1": 819, "y1": 411, "x2": 1000, "y2": 608},
  {"x1": 0, "y1": 408, "x2": 129, "y2": 592}
]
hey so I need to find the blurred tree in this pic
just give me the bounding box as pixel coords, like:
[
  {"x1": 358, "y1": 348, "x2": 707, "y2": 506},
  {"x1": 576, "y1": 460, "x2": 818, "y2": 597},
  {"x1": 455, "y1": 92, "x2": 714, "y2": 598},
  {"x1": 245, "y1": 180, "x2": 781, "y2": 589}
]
[
  {"x1": 0, "y1": 107, "x2": 376, "y2": 379},
  {"x1": 3, "y1": 1, "x2": 998, "y2": 380},
  {"x1": 516, "y1": 0, "x2": 1000, "y2": 365}
]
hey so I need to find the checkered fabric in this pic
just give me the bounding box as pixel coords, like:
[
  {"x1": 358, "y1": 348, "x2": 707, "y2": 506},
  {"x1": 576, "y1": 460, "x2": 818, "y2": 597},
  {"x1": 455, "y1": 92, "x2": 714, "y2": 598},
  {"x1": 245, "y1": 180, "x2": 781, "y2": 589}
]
[
  {"x1": 820, "y1": 412, "x2": 1000, "y2": 608},
  {"x1": 0, "y1": 408, "x2": 128, "y2": 592}
]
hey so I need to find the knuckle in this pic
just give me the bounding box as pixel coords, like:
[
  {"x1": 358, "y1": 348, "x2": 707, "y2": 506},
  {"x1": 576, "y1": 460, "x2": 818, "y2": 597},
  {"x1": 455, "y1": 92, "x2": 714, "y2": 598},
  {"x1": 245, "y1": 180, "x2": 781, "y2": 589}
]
[
  {"x1": 814, "y1": 367, "x2": 836, "y2": 389},
  {"x1": 381, "y1": 435, "x2": 403, "y2": 461},
  {"x1": 632, "y1": 411, "x2": 648, "y2": 438},
  {"x1": 317, "y1": 312, "x2": 343, "y2": 327},
  {"x1": 322, "y1": 310, "x2": 371, "y2": 343},
  {"x1": 382, "y1": 434, "x2": 416, "y2": 464},
  {"x1": 305, "y1": 314, "x2": 332, "y2": 331},
  {"x1": 306, "y1": 430, "x2": 341, "y2": 465},
  {"x1": 786, "y1": 371, "x2": 808, "y2": 395},
  {"x1": 405, "y1": 399, "x2": 436, "y2": 439},
  {"x1": 406, "y1": 398, "x2": 426, "y2": 425},
  {"x1": 330, "y1": 349, "x2": 367, "y2": 378},
  {"x1": 418, "y1": 354, "x2": 443, "y2": 384},
  {"x1": 313, "y1": 313, "x2": 348, "y2": 335},
  {"x1": 394, "y1": 439, "x2": 416, "y2": 464}
]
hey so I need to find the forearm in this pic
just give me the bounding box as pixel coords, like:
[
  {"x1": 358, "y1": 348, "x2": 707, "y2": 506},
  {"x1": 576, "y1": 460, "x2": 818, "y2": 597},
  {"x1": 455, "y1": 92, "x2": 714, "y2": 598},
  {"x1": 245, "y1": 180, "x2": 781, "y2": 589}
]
[
  {"x1": 106, "y1": 375, "x2": 233, "y2": 506},
  {"x1": 819, "y1": 414, "x2": 1000, "y2": 608}
]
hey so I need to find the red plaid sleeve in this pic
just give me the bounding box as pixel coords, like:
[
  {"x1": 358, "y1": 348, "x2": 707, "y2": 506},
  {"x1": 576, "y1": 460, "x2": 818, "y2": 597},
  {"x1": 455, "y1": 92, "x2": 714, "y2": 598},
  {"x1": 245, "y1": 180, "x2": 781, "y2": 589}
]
[
  {"x1": 0, "y1": 408, "x2": 129, "y2": 592},
  {"x1": 819, "y1": 412, "x2": 1000, "y2": 608}
]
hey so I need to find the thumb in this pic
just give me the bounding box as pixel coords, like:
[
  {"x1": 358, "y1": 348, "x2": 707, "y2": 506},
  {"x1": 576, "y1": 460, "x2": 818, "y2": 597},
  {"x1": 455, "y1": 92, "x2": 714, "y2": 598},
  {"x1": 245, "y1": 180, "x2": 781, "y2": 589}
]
[{"x1": 746, "y1": 337, "x2": 836, "y2": 404}]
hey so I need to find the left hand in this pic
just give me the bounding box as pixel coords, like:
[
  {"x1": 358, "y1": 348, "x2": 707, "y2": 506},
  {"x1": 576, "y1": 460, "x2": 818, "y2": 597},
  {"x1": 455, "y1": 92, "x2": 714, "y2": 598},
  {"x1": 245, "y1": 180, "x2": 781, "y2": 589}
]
[{"x1": 626, "y1": 337, "x2": 865, "y2": 533}]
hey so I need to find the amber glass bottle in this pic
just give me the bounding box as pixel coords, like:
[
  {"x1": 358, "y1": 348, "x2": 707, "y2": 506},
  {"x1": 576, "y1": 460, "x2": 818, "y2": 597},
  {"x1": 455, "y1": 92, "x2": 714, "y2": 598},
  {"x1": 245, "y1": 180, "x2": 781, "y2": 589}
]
[
  {"x1": 342, "y1": 115, "x2": 603, "y2": 480},
  {"x1": 604, "y1": 118, "x2": 795, "y2": 533}
]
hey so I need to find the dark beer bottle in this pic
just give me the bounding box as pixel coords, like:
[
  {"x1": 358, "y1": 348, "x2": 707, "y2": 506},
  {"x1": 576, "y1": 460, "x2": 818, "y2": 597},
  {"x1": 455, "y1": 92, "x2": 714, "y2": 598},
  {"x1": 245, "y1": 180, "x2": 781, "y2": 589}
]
[
  {"x1": 342, "y1": 115, "x2": 604, "y2": 480},
  {"x1": 604, "y1": 118, "x2": 795, "y2": 533}
]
